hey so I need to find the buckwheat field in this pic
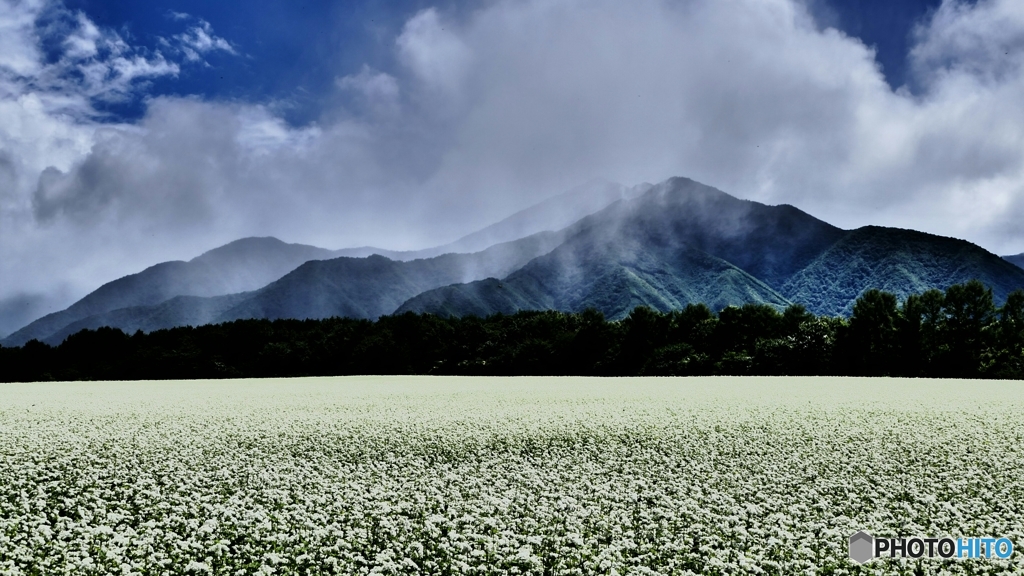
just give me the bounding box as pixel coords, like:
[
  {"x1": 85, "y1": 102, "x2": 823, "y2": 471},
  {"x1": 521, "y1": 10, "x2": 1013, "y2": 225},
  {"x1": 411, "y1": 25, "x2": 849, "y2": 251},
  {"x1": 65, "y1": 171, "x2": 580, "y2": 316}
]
[{"x1": 1, "y1": 377, "x2": 1022, "y2": 575}]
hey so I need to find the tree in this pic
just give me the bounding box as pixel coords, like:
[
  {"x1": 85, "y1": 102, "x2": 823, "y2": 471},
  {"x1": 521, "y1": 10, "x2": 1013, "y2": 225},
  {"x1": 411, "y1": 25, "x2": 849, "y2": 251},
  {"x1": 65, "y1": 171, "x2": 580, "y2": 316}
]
[
  {"x1": 782, "y1": 304, "x2": 814, "y2": 335},
  {"x1": 941, "y1": 280, "x2": 995, "y2": 377},
  {"x1": 60, "y1": 326, "x2": 133, "y2": 380},
  {"x1": 618, "y1": 306, "x2": 669, "y2": 374},
  {"x1": 899, "y1": 289, "x2": 944, "y2": 376},
  {"x1": 848, "y1": 289, "x2": 899, "y2": 376},
  {"x1": 990, "y1": 290, "x2": 1024, "y2": 378},
  {"x1": 667, "y1": 303, "x2": 716, "y2": 354},
  {"x1": 564, "y1": 308, "x2": 616, "y2": 375},
  {"x1": 714, "y1": 303, "x2": 782, "y2": 358}
]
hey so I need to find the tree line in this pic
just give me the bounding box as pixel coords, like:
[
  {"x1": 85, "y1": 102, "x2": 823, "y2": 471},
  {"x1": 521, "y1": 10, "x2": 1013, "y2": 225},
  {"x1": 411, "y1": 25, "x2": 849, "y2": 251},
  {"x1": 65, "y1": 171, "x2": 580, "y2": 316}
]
[{"x1": 2, "y1": 280, "x2": 1022, "y2": 382}]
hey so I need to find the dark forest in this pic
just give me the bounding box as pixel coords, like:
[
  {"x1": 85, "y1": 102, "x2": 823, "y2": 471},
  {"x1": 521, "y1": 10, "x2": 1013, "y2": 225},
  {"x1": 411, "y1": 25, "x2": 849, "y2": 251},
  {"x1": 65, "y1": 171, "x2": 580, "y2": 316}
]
[{"x1": 3, "y1": 280, "x2": 1022, "y2": 382}]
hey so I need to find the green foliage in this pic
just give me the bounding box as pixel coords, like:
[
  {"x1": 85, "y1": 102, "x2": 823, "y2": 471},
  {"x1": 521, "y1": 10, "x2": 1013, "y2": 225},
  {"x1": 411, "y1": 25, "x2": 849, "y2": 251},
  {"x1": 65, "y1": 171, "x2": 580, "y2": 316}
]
[
  {"x1": 941, "y1": 280, "x2": 995, "y2": 377},
  {"x1": 989, "y1": 290, "x2": 1024, "y2": 378},
  {"x1": 898, "y1": 289, "x2": 945, "y2": 376},
  {"x1": 782, "y1": 227, "x2": 1024, "y2": 317},
  {"x1": 3, "y1": 281, "x2": 1023, "y2": 381}
]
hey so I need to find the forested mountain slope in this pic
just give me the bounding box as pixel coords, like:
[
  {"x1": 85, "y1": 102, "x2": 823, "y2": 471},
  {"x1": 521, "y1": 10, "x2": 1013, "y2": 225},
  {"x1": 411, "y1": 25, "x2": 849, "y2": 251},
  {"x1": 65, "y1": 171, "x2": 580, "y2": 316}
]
[
  {"x1": 782, "y1": 227, "x2": 1024, "y2": 316},
  {"x1": 398, "y1": 179, "x2": 1024, "y2": 320},
  {"x1": 398, "y1": 177, "x2": 839, "y2": 318},
  {"x1": 31, "y1": 232, "x2": 567, "y2": 343},
  {"x1": 10, "y1": 176, "x2": 1024, "y2": 345}
]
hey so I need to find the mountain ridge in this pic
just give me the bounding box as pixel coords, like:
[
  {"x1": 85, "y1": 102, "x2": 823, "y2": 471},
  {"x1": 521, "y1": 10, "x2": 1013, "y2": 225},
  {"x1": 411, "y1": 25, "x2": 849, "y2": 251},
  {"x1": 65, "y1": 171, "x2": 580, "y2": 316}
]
[
  {"x1": 1, "y1": 179, "x2": 639, "y2": 345},
  {"x1": 25, "y1": 231, "x2": 569, "y2": 345},
  {"x1": 397, "y1": 179, "x2": 1024, "y2": 319},
  {"x1": 2, "y1": 237, "x2": 335, "y2": 347},
  {"x1": 397, "y1": 177, "x2": 832, "y2": 319},
  {"x1": 784, "y1": 227, "x2": 1024, "y2": 316},
  {"x1": 5, "y1": 176, "x2": 1024, "y2": 346}
]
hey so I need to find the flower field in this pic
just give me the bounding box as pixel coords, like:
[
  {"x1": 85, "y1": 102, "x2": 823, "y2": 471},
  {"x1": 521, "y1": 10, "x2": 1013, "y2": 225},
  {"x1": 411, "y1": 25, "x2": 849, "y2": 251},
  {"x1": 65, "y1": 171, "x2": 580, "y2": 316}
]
[{"x1": 1, "y1": 377, "x2": 1023, "y2": 575}]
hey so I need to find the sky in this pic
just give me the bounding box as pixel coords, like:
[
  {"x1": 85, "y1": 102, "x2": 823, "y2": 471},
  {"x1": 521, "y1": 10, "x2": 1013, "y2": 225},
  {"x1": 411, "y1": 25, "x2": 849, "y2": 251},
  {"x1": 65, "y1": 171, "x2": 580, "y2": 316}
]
[{"x1": 2, "y1": 0, "x2": 1023, "y2": 334}]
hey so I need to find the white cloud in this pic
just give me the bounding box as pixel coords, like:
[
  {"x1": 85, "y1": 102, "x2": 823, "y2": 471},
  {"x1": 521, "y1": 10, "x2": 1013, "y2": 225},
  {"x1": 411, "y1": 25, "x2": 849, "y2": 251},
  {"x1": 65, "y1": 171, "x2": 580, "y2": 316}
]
[
  {"x1": 397, "y1": 8, "x2": 471, "y2": 97},
  {"x1": 336, "y1": 65, "x2": 400, "y2": 116},
  {"x1": 75, "y1": 52, "x2": 180, "y2": 101},
  {"x1": 394, "y1": 0, "x2": 1024, "y2": 254},
  {"x1": 175, "y1": 19, "x2": 236, "y2": 62},
  {"x1": 63, "y1": 11, "x2": 101, "y2": 59},
  {"x1": 1, "y1": 4, "x2": 181, "y2": 107},
  {"x1": 4, "y1": 0, "x2": 1024, "y2": 321},
  {"x1": 0, "y1": 0, "x2": 219, "y2": 307},
  {"x1": 0, "y1": 0, "x2": 45, "y2": 78},
  {"x1": 910, "y1": 0, "x2": 1024, "y2": 87}
]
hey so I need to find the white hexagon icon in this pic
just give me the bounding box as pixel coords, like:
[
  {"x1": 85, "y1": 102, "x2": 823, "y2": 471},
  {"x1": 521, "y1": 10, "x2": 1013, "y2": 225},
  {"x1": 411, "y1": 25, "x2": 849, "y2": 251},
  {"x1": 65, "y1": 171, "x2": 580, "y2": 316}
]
[{"x1": 849, "y1": 531, "x2": 874, "y2": 564}]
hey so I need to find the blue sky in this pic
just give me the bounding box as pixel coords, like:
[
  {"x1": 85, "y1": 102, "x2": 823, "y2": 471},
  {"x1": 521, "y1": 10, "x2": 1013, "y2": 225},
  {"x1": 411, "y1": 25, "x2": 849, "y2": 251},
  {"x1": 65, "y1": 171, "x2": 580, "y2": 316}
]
[
  {"x1": 43, "y1": 0, "x2": 948, "y2": 124},
  {"x1": 811, "y1": 0, "x2": 944, "y2": 88},
  {"x1": 1, "y1": 0, "x2": 1022, "y2": 334},
  {"x1": 53, "y1": 0, "x2": 434, "y2": 125}
]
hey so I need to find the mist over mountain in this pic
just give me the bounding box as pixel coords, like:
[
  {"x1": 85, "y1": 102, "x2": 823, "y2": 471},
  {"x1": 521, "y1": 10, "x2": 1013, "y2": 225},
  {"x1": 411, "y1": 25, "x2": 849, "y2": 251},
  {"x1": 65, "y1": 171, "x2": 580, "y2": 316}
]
[
  {"x1": 2, "y1": 180, "x2": 630, "y2": 345},
  {"x1": 0, "y1": 292, "x2": 71, "y2": 341},
  {"x1": 424, "y1": 180, "x2": 648, "y2": 258},
  {"x1": 21, "y1": 231, "x2": 567, "y2": 345},
  {"x1": 0, "y1": 179, "x2": 639, "y2": 338},
  {"x1": 2, "y1": 238, "x2": 336, "y2": 346},
  {"x1": 583, "y1": 178, "x2": 847, "y2": 290},
  {"x1": 399, "y1": 178, "x2": 1024, "y2": 320},
  {"x1": 399, "y1": 178, "x2": 823, "y2": 319},
  {"x1": 5, "y1": 176, "x2": 1024, "y2": 347},
  {"x1": 396, "y1": 242, "x2": 788, "y2": 320},
  {"x1": 332, "y1": 179, "x2": 645, "y2": 261}
]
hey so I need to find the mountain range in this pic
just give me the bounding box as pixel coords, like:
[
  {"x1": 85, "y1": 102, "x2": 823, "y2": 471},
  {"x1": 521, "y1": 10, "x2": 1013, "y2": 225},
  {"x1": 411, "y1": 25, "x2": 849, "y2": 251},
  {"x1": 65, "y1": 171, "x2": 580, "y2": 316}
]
[{"x1": 4, "y1": 176, "x2": 1024, "y2": 347}]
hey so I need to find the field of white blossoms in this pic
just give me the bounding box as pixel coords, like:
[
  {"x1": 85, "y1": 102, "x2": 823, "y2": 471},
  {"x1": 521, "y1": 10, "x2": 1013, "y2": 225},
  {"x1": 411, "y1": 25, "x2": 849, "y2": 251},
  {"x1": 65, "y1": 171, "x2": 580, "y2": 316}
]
[{"x1": 1, "y1": 376, "x2": 1023, "y2": 575}]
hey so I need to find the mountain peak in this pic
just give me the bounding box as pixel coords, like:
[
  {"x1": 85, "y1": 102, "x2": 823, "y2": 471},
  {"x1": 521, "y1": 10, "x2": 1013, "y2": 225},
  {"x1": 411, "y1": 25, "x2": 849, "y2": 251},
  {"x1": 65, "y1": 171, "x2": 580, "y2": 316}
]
[
  {"x1": 191, "y1": 237, "x2": 331, "y2": 264},
  {"x1": 1, "y1": 236, "x2": 338, "y2": 346},
  {"x1": 7, "y1": 176, "x2": 1024, "y2": 348}
]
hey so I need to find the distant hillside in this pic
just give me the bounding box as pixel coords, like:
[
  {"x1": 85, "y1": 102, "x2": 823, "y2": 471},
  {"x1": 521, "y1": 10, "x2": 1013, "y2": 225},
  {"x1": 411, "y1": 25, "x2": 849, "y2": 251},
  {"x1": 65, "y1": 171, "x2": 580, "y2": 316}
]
[
  {"x1": 220, "y1": 230, "x2": 566, "y2": 321},
  {"x1": 782, "y1": 227, "x2": 1024, "y2": 316},
  {"x1": 32, "y1": 232, "x2": 568, "y2": 344},
  {"x1": 42, "y1": 293, "x2": 254, "y2": 346},
  {"x1": 2, "y1": 180, "x2": 642, "y2": 346},
  {"x1": 398, "y1": 179, "x2": 1024, "y2": 320},
  {"x1": 574, "y1": 177, "x2": 847, "y2": 290},
  {"x1": 9, "y1": 176, "x2": 1024, "y2": 347},
  {"x1": 2, "y1": 238, "x2": 335, "y2": 346}
]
